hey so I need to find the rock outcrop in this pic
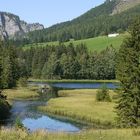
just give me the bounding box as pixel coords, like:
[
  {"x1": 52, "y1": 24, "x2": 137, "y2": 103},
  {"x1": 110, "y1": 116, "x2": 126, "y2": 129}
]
[
  {"x1": 111, "y1": 0, "x2": 140, "y2": 15},
  {"x1": 0, "y1": 12, "x2": 44, "y2": 39}
]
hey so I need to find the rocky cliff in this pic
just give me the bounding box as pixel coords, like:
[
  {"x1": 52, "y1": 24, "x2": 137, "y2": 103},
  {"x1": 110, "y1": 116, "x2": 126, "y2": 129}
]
[
  {"x1": 0, "y1": 12, "x2": 44, "y2": 39},
  {"x1": 111, "y1": 0, "x2": 140, "y2": 15}
]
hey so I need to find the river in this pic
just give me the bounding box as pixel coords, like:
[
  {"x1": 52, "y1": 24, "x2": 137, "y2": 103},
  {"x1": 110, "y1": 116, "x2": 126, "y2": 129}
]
[
  {"x1": 7, "y1": 100, "x2": 80, "y2": 132},
  {"x1": 29, "y1": 81, "x2": 119, "y2": 89}
]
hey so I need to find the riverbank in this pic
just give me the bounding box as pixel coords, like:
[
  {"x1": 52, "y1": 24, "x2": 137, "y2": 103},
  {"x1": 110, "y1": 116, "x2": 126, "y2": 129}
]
[
  {"x1": 0, "y1": 128, "x2": 140, "y2": 140},
  {"x1": 4, "y1": 86, "x2": 39, "y2": 100},
  {"x1": 37, "y1": 89, "x2": 117, "y2": 128},
  {"x1": 29, "y1": 79, "x2": 119, "y2": 83}
]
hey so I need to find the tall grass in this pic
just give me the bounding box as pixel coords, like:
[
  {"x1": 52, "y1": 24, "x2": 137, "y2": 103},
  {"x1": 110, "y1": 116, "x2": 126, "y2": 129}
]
[
  {"x1": 0, "y1": 128, "x2": 140, "y2": 140},
  {"x1": 38, "y1": 89, "x2": 116, "y2": 128}
]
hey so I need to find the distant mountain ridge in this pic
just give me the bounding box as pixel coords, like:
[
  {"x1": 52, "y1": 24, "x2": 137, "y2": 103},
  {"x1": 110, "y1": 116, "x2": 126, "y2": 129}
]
[
  {"x1": 27, "y1": 0, "x2": 140, "y2": 43},
  {"x1": 0, "y1": 12, "x2": 44, "y2": 39}
]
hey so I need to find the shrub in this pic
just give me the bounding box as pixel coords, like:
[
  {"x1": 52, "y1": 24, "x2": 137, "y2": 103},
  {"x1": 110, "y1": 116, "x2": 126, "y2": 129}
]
[
  {"x1": 15, "y1": 117, "x2": 24, "y2": 129},
  {"x1": 18, "y1": 77, "x2": 28, "y2": 87},
  {"x1": 96, "y1": 85, "x2": 111, "y2": 102}
]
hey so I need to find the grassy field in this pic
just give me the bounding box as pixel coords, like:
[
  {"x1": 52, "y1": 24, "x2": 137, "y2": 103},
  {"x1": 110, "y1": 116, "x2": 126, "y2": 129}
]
[
  {"x1": 23, "y1": 34, "x2": 126, "y2": 52},
  {"x1": 29, "y1": 79, "x2": 119, "y2": 83},
  {"x1": 37, "y1": 89, "x2": 117, "y2": 128},
  {"x1": 0, "y1": 128, "x2": 140, "y2": 140},
  {"x1": 3, "y1": 86, "x2": 39, "y2": 100}
]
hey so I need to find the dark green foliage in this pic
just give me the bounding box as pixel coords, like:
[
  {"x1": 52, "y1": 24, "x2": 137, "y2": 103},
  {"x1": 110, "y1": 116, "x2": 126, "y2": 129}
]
[
  {"x1": 96, "y1": 85, "x2": 111, "y2": 102},
  {"x1": 21, "y1": 43, "x2": 116, "y2": 80},
  {"x1": 0, "y1": 90, "x2": 10, "y2": 120},
  {"x1": 42, "y1": 53, "x2": 60, "y2": 79},
  {"x1": 0, "y1": 99, "x2": 10, "y2": 120},
  {"x1": 116, "y1": 19, "x2": 140, "y2": 128},
  {"x1": 0, "y1": 41, "x2": 28, "y2": 89},
  {"x1": 2, "y1": 47, "x2": 20, "y2": 88}
]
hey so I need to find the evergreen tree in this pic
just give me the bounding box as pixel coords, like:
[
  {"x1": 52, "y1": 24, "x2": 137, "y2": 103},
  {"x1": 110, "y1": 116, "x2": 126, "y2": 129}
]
[
  {"x1": 2, "y1": 56, "x2": 11, "y2": 88},
  {"x1": 42, "y1": 53, "x2": 60, "y2": 79},
  {"x1": 116, "y1": 19, "x2": 140, "y2": 127},
  {"x1": 0, "y1": 45, "x2": 3, "y2": 89}
]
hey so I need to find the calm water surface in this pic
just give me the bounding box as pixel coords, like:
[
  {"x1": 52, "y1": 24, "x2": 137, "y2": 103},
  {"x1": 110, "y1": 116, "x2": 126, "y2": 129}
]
[
  {"x1": 29, "y1": 82, "x2": 118, "y2": 89},
  {"x1": 8, "y1": 100, "x2": 80, "y2": 132}
]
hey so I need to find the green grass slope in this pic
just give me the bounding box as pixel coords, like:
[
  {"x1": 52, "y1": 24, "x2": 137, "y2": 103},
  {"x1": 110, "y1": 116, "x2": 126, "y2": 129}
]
[{"x1": 24, "y1": 34, "x2": 126, "y2": 52}]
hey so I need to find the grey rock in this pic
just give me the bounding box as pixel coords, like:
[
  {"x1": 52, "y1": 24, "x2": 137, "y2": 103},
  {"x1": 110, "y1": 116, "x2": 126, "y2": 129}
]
[
  {"x1": 0, "y1": 12, "x2": 44, "y2": 39},
  {"x1": 111, "y1": 0, "x2": 140, "y2": 15}
]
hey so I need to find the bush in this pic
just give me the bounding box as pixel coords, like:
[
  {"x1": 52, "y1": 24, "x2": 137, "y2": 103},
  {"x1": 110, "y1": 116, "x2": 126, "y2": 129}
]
[
  {"x1": 96, "y1": 85, "x2": 111, "y2": 102},
  {"x1": 15, "y1": 117, "x2": 24, "y2": 129},
  {"x1": 18, "y1": 77, "x2": 28, "y2": 87}
]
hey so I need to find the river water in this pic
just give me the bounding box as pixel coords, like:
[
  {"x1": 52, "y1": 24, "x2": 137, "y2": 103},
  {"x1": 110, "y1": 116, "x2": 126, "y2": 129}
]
[
  {"x1": 8, "y1": 100, "x2": 80, "y2": 132},
  {"x1": 29, "y1": 81, "x2": 119, "y2": 89}
]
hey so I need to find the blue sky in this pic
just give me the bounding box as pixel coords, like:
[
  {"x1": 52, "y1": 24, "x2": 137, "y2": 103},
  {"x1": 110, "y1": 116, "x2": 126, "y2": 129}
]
[{"x1": 1, "y1": 0, "x2": 105, "y2": 27}]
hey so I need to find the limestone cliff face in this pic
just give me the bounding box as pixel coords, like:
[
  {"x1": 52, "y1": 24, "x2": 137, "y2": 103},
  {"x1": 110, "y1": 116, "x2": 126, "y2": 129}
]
[
  {"x1": 111, "y1": 0, "x2": 140, "y2": 15},
  {"x1": 0, "y1": 12, "x2": 44, "y2": 39}
]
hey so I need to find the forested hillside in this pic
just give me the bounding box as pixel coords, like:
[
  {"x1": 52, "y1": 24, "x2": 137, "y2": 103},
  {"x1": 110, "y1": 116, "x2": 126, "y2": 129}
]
[{"x1": 25, "y1": 0, "x2": 140, "y2": 44}]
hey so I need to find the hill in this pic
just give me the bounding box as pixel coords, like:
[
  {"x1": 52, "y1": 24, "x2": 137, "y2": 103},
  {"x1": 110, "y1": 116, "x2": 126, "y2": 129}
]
[
  {"x1": 26, "y1": 0, "x2": 140, "y2": 44},
  {"x1": 24, "y1": 34, "x2": 126, "y2": 52}
]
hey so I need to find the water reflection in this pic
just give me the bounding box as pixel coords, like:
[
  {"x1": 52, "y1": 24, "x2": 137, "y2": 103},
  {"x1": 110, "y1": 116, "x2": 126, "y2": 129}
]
[
  {"x1": 23, "y1": 116, "x2": 80, "y2": 132},
  {"x1": 9, "y1": 100, "x2": 80, "y2": 132},
  {"x1": 28, "y1": 81, "x2": 118, "y2": 89}
]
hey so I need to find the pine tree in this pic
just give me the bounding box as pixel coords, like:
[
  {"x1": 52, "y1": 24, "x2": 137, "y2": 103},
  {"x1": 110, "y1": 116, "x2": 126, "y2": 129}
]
[
  {"x1": 116, "y1": 19, "x2": 140, "y2": 128},
  {"x1": 42, "y1": 53, "x2": 59, "y2": 79},
  {"x1": 1, "y1": 46, "x2": 20, "y2": 88}
]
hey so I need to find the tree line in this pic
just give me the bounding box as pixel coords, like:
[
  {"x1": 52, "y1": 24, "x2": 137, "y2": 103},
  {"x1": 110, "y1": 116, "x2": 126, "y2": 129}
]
[{"x1": 19, "y1": 43, "x2": 117, "y2": 80}]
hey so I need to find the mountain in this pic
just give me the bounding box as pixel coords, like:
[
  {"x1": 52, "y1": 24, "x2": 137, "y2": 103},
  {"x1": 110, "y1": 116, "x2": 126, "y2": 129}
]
[
  {"x1": 27, "y1": 0, "x2": 140, "y2": 43},
  {"x1": 0, "y1": 12, "x2": 44, "y2": 40}
]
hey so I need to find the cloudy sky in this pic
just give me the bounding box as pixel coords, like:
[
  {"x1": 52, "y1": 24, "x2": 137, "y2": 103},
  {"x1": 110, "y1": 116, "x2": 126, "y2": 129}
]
[{"x1": 0, "y1": 0, "x2": 105, "y2": 27}]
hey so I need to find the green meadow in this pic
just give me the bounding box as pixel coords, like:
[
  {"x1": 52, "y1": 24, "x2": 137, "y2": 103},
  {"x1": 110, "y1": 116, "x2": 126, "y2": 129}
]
[{"x1": 23, "y1": 34, "x2": 126, "y2": 52}]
